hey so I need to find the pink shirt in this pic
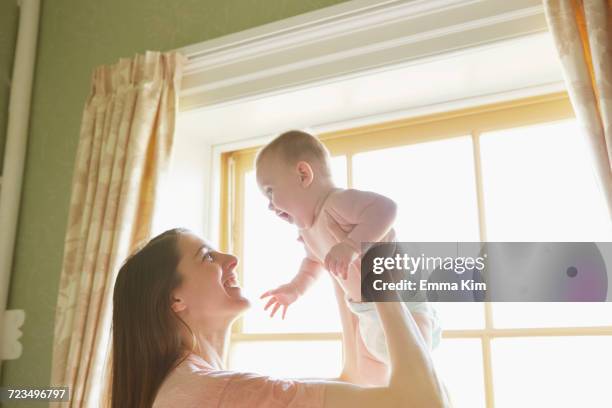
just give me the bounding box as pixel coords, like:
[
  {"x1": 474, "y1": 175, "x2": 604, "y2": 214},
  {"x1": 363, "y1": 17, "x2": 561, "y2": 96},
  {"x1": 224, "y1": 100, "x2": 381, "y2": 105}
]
[
  {"x1": 295, "y1": 188, "x2": 396, "y2": 301},
  {"x1": 295, "y1": 189, "x2": 396, "y2": 386},
  {"x1": 153, "y1": 354, "x2": 326, "y2": 408}
]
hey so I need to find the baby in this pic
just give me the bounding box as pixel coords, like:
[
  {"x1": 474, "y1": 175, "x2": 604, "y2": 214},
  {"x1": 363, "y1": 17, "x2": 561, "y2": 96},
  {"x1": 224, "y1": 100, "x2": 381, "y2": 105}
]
[{"x1": 256, "y1": 130, "x2": 440, "y2": 364}]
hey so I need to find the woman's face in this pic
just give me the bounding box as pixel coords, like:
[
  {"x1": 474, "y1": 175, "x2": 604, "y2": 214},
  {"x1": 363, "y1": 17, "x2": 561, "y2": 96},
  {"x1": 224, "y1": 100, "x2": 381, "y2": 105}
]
[{"x1": 171, "y1": 233, "x2": 249, "y2": 322}]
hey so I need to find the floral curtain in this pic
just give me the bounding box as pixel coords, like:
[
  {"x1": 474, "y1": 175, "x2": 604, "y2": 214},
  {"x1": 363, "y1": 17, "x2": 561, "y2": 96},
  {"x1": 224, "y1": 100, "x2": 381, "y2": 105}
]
[
  {"x1": 50, "y1": 51, "x2": 185, "y2": 406},
  {"x1": 544, "y1": 0, "x2": 612, "y2": 216}
]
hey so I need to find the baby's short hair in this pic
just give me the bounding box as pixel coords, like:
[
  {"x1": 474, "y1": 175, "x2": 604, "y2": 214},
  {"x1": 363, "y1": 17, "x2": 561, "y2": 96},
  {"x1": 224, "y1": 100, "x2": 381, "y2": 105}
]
[{"x1": 256, "y1": 130, "x2": 332, "y2": 177}]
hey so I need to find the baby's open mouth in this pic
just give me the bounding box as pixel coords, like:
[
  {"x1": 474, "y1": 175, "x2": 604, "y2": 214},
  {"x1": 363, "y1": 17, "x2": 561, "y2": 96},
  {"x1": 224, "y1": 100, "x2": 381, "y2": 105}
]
[{"x1": 223, "y1": 274, "x2": 239, "y2": 289}]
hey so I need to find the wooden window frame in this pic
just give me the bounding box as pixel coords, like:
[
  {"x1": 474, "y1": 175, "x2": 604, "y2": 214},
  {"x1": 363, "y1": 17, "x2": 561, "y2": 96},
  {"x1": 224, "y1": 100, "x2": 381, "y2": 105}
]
[{"x1": 220, "y1": 92, "x2": 612, "y2": 407}]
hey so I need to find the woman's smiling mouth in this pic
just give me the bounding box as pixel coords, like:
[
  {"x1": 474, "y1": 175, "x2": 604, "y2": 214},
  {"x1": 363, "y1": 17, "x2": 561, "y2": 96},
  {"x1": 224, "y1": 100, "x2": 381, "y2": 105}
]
[{"x1": 275, "y1": 210, "x2": 292, "y2": 223}]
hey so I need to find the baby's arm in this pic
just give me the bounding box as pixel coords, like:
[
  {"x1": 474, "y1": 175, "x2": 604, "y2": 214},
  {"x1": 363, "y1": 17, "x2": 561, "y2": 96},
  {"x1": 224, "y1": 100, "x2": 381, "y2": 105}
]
[
  {"x1": 324, "y1": 190, "x2": 397, "y2": 278},
  {"x1": 329, "y1": 189, "x2": 397, "y2": 251},
  {"x1": 260, "y1": 257, "x2": 323, "y2": 319},
  {"x1": 291, "y1": 257, "x2": 324, "y2": 295}
]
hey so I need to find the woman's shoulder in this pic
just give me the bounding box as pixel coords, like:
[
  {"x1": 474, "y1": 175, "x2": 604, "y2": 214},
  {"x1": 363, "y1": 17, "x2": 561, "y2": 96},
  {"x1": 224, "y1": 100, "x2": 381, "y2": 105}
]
[
  {"x1": 154, "y1": 354, "x2": 325, "y2": 407},
  {"x1": 152, "y1": 354, "x2": 232, "y2": 407}
]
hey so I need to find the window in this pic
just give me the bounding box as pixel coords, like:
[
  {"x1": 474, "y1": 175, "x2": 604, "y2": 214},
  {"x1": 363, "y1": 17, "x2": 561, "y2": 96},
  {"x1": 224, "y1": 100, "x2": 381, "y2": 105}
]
[{"x1": 222, "y1": 93, "x2": 612, "y2": 407}]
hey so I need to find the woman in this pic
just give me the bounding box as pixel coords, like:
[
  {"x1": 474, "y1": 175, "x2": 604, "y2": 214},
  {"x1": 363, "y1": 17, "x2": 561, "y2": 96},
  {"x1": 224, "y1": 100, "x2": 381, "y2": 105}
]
[{"x1": 111, "y1": 228, "x2": 448, "y2": 407}]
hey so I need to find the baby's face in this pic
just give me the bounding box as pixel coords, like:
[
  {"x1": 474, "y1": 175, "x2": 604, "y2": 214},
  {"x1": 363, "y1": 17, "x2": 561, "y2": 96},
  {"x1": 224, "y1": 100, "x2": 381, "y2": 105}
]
[{"x1": 256, "y1": 156, "x2": 312, "y2": 228}]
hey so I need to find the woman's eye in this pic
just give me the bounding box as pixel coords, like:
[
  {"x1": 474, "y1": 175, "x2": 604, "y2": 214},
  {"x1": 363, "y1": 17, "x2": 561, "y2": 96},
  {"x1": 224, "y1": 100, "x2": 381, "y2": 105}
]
[{"x1": 201, "y1": 251, "x2": 213, "y2": 262}]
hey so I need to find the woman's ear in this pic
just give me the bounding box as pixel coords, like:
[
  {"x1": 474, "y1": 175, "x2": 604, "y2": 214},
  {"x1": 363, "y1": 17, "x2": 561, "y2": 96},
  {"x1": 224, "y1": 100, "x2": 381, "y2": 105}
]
[
  {"x1": 296, "y1": 161, "x2": 314, "y2": 187},
  {"x1": 171, "y1": 295, "x2": 187, "y2": 313}
]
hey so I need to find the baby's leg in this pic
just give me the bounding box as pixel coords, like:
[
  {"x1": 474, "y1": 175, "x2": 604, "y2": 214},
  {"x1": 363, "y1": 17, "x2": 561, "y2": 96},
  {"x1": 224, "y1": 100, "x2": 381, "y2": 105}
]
[
  {"x1": 334, "y1": 261, "x2": 362, "y2": 302},
  {"x1": 406, "y1": 301, "x2": 441, "y2": 350},
  {"x1": 411, "y1": 311, "x2": 434, "y2": 349},
  {"x1": 346, "y1": 299, "x2": 389, "y2": 364}
]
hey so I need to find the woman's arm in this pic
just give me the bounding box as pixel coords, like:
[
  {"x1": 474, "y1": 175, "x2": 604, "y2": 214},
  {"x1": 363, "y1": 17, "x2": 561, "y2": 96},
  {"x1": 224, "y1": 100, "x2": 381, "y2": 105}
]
[
  {"x1": 321, "y1": 212, "x2": 449, "y2": 407},
  {"x1": 334, "y1": 280, "x2": 389, "y2": 386},
  {"x1": 323, "y1": 301, "x2": 448, "y2": 407}
]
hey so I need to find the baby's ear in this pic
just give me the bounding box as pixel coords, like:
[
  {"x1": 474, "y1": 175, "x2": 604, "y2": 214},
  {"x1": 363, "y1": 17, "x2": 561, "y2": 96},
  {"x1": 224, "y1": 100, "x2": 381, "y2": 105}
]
[{"x1": 296, "y1": 161, "x2": 314, "y2": 187}]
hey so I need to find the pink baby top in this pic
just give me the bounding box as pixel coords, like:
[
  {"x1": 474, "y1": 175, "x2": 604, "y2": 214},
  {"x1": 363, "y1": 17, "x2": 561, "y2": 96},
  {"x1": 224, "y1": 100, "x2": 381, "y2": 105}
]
[
  {"x1": 296, "y1": 188, "x2": 397, "y2": 301},
  {"x1": 294, "y1": 188, "x2": 398, "y2": 386},
  {"x1": 153, "y1": 353, "x2": 326, "y2": 408}
]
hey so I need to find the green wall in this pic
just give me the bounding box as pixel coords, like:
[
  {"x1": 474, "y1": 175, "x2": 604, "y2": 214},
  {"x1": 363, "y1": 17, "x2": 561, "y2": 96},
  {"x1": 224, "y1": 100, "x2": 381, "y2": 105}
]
[
  {"x1": 0, "y1": 1, "x2": 19, "y2": 170},
  {"x1": 1, "y1": 0, "x2": 348, "y2": 394}
]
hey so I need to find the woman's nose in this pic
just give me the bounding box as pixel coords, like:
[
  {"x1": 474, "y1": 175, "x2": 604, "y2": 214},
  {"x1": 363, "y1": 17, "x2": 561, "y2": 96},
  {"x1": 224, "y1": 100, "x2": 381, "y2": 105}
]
[{"x1": 267, "y1": 201, "x2": 275, "y2": 211}]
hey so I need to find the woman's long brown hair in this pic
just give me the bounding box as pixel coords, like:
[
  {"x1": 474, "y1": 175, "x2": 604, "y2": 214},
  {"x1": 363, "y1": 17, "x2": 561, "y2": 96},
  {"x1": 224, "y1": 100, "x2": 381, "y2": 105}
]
[{"x1": 110, "y1": 228, "x2": 190, "y2": 408}]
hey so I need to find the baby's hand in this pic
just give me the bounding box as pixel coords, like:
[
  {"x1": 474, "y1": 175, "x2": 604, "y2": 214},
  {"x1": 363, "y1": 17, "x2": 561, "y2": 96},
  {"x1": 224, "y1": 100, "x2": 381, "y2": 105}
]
[
  {"x1": 260, "y1": 284, "x2": 300, "y2": 319},
  {"x1": 324, "y1": 242, "x2": 358, "y2": 280}
]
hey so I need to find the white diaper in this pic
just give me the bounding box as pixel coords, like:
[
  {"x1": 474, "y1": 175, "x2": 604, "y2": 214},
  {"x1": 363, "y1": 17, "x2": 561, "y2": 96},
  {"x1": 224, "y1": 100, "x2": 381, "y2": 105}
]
[{"x1": 346, "y1": 298, "x2": 441, "y2": 364}]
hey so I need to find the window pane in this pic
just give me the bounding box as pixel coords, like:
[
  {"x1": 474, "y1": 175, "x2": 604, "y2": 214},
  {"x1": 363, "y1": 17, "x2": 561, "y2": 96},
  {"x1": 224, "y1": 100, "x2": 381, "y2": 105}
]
[
  {"x1": 433, "y1": 339, "x2": 486, "y2": 408},
  {"x1": 242, "y1": 171, "x2": 341, "y2": 333},
  {"x1": 353, "y1": 136, "x2": 480, "y2": 241},
  {"x1": 480, "y1": 120, "x2": 612, "y2": 241},
  {"x1": 330, "y1": 155, "x2": 348, "y2": 188},
  {"x1": 492, "y1": 302, "x2": 612, "y2": 328},
  {"x1": 228, "y1": 340, "x2": 342, "y2": 378},
  {"x1": 492, "y1": 336, "x2": 612, "y2": 408},
  {"x1": 435, "y1": 302, "x2": 485, "y2": 330}
]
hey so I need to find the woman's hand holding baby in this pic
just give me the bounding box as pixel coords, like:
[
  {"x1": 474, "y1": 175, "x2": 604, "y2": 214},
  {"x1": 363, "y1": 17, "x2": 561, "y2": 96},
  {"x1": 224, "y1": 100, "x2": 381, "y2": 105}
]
[{"x1": 260, "y1": 284, "x2": 300, "y2": 319}]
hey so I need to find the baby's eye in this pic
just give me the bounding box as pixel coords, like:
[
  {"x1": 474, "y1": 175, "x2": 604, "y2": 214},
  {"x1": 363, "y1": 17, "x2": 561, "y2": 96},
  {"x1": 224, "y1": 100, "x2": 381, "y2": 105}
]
[{"x1": 201, "y1": 251, "x2": 214, "y2": 262}]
